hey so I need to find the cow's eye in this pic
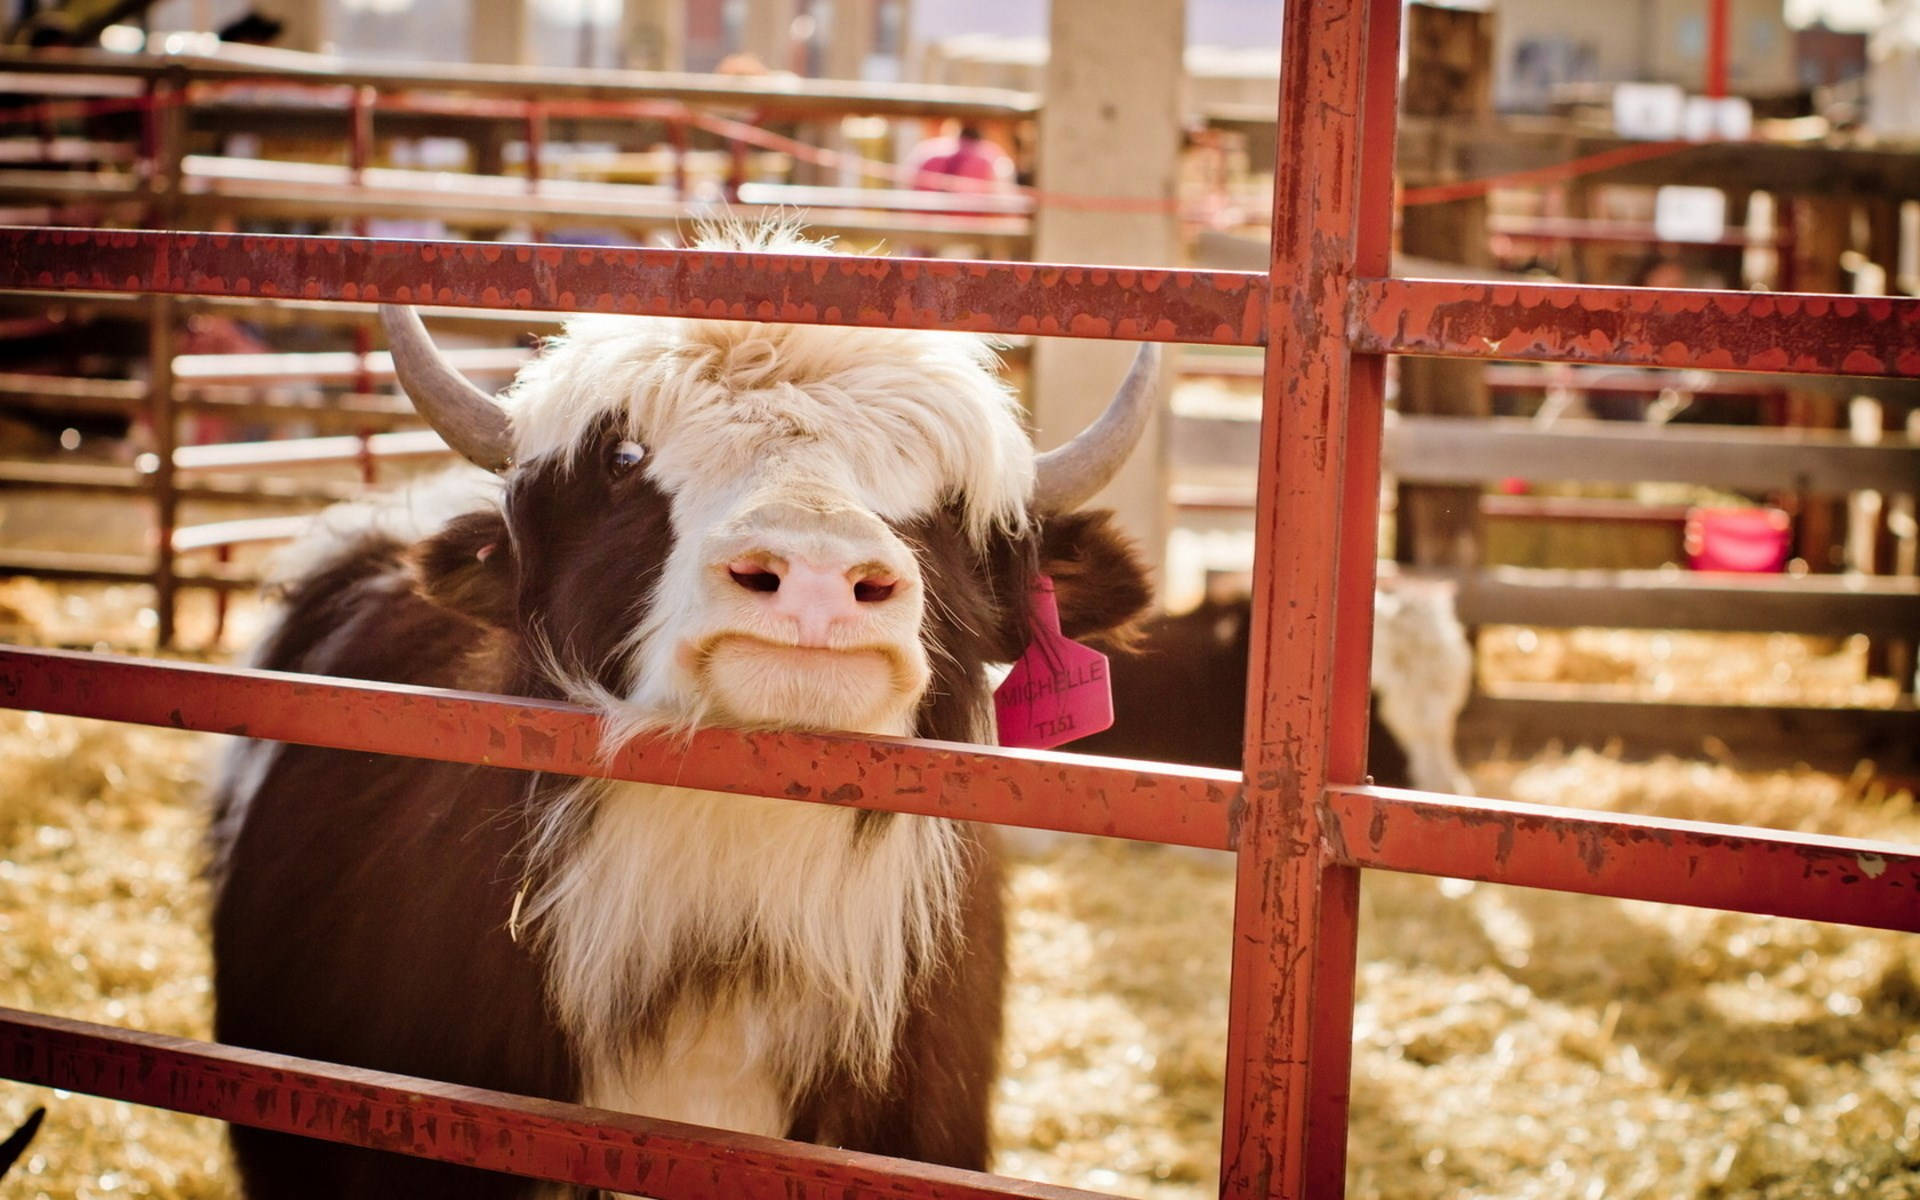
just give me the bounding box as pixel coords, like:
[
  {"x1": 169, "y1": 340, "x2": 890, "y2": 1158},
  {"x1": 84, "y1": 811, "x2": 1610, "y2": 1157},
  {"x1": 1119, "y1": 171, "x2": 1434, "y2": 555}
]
[{"x1": 609, "y1": 440, "x2": 647, "y2": 472}]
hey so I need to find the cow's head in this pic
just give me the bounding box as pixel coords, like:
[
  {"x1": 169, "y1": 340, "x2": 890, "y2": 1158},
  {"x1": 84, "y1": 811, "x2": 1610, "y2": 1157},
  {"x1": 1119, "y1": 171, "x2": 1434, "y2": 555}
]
[{"x1": 392, "y1": 231, "x2": 1152, "y2": 744}]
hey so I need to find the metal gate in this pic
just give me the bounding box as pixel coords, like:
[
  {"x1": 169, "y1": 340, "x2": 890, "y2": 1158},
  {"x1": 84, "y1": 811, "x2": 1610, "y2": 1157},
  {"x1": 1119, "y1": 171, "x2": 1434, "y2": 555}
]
[{"x1": 3, "y1": 1, "x2": 1918, "y2": 1197}]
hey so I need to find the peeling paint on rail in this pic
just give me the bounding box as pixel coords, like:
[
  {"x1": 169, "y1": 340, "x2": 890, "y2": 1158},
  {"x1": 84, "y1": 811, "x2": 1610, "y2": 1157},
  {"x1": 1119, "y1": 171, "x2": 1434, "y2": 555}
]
[
  {"x1": 0, "y1": 226, "x2": 1268, "y2": 346},
  {"x1": 1325, "y1": 785, "x2": 1920, "y2": 932},
  {"x1": 0, "y1": 1008, "x2": 1105, "y2": 1200},
  {"x1": 1352, "y1": 278, "x2": 1920, "y2": 379},
  {"x1": 0, "y1": 644, "x2": 1239, "y2": 849}
]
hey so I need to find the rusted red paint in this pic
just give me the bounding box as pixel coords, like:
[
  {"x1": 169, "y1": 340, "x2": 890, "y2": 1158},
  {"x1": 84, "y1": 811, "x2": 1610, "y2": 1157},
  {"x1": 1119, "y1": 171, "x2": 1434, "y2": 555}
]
[
  {"x1": 7, "y1": 15, "x2": 1920, "y2": 1198},
  {"x1": 0, "y1": 645, "x2": 1239, "y2": 849},
  {"x1": 1325, "y1": 786, "x2": 1920, "y2": 933},
  {"x1": 1353, "y1": 278, "x2": 1920, "y2": 379},
  {"x1": 0, "y1": 1008, "x2": 1102, "y2": 1200},
  {"x1": 1294, "y1": 4, "x2": 1406, "y2": 1186},
  {"x1": 1221, "y1": 0, "x2": 1397, "y2": 1195},
  {"x1": 0, "y1": 227, "x2": 1267, "y2": 346}
]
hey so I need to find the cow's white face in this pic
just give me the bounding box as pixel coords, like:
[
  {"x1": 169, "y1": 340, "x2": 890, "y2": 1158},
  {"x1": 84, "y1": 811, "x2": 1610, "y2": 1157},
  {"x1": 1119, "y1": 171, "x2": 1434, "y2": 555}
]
[
  {"x1": 366, "y1": 227, "x2": 1159, "y2": 1147},
  {"x1": 496, "y1": 313, "x2": 1035, "y2": 738},
  {"x1": 392, "y1": 225, "x2": 1159, "y2": 751}
]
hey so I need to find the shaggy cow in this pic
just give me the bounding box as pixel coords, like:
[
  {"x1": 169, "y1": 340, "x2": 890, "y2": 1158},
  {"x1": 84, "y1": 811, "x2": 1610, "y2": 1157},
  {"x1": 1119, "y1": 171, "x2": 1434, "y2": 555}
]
[
  {"x1": 207, "y1": 229, "x2": 1154, "y2": 1198},
  {"x1": 1075, "y1": 581, "x2": 1474, "y2": 793}
]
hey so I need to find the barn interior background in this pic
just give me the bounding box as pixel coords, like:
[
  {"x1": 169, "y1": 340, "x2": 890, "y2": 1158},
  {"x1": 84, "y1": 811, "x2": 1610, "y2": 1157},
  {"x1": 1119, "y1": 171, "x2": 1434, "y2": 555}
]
[{"x1": 0, "y1": 0, "x2": 1916, "y2": 1197}]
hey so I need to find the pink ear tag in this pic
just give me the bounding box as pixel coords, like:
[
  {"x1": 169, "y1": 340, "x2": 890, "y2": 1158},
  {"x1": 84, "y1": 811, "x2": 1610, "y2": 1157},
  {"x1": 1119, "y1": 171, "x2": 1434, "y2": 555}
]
[{"x1": 993, "y1": 577, "x2": 1113, "y2": 750}]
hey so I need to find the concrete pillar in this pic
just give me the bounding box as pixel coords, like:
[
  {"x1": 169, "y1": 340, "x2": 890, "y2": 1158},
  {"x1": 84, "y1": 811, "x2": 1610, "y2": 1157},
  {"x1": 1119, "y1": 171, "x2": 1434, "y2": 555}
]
[
  {"x1": 819, "y1": 0, "x2": 875, "y2": 183},
  {"x1": 471, "y1": 0, "x2": 531, "y2": 65},
  {"x1": 823, "y1": 0, "x2": 874, "y2": 80},
  {"x1": 742, "y1": 0, "x2": 799, "y2": 72},
  {"x1": 1031, "y1": 0, "x2": 1184, "y2": 590},
  {"x1": 620, "y1": 0, "x2": 685, "y2": 71}
]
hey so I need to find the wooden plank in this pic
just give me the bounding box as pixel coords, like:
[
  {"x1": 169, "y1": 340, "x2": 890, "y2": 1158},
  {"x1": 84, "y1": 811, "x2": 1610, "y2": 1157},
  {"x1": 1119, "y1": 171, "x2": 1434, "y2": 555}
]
[
  {"x1": 0, "y1": 47, "x2": 1040, "y2": 118},
  {"x1": 171, "y1": 515, "x2": 312, "y2": 552},
  {"x1": 0, "y1": 168, "x2": 141, "y2": 203},
  {"x1": 172, "y1": 429, "x2": 448, "y2": 473},
  {"x1": 0, "y1": 372, "x2": 146, "y2": 404},
  {"x1": 0, "y1": 460, "x2": 141, "y2": 490},
  {"x1": 1170, "y1": 413, "x2": 1920, "y2": 495},
  {"x1": 1387, "y1": 415, "x2": 1920, "y2": 495},
  {"x1": 0, "y1": 549, "x2": 253, "y2": 590},
  {"x1": 172, "y1": 346, "x2": 529, "y2": 384},
  {"x1": 0, "y1": 291, "x2": 568, "y2": 331},
  {"x1": 1388, "y1": 116, "x2": 1920, "y2": 198},
  {"x1": 1479, "y1": 495, "x2": 1692, "y2": 524},
  {"x1": 0, "y1": 139, "x2": 137, "y2": 164},
  {"x1": 1483, "y1": 364, "x2": 1920, "y2": 405},
  {"x1": 1452, "y1": 566, "x2": 1920, "y2": 637},
  {"x1": 0, "y1": 461, "x2": 360, "y2": 503},
  {"x1": 0, "y1": 382, "x2": 423, "y2": 429},
  {"x1": 1459, "y1": 690, "x2": 1920, "y2": 772},
  {"x1": 0, "y1": 164, "x2": 1032, "y2": 252}
]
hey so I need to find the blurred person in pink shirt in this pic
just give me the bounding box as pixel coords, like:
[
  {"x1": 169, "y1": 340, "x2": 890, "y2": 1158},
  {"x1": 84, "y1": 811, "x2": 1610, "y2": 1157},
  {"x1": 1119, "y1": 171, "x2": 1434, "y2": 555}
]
[{"x1": 904, "y1": 124, "x2": 1016, "y2": 204}]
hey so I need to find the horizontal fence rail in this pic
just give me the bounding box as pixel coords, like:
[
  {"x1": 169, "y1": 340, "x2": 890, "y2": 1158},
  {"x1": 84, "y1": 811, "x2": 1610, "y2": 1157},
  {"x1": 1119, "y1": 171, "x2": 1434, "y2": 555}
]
[
  {"x1": 5, "y1": 9, "x2": 1920, "y2": 1185},
  {"x1": 0, "y1": 645, "x2": 1240, "y2": 850},
  {"x1": 0, "y1": 1008, "x2": 1092, "y2": 1200},
  {"x1": 1326, "y1": 785, "x2": 1920, "y2": 932},
  {"x1": 0, "y1": 227, "x2": 1267, "y2": 346},
  {"x1": 1353, "y1": 278, "x2": 1920, "y2": 378},
  {"x1": 2, "y1": 643, "x2": 1913, "y2": 926},
  {"x1": 8, "y1": 230, "x2": 1920, "y2": 379}
]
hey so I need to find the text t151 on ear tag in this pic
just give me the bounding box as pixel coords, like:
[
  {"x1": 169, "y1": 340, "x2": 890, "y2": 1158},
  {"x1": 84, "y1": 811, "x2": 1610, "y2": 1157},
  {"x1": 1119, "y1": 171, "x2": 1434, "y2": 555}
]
[{"x1": 993, "y1": 576, "x2": 1114, "y2": 750}]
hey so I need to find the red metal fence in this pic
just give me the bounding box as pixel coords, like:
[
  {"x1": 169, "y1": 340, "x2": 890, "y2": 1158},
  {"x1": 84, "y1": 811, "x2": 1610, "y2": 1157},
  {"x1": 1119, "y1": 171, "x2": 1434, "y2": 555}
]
[{"x1": 4, "y1": 3, "x2": 1920, "y2": 1198}]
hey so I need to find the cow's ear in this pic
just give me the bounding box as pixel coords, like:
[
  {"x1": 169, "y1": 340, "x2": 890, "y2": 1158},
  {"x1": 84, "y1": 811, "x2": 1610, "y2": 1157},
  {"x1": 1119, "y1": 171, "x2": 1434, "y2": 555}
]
[
  {"x1": 1037, "y1": 508, "x2": 1152, "y2": 648},
  {"x1": 412, "y1": 509, "x2": 515, "y2": 628}
]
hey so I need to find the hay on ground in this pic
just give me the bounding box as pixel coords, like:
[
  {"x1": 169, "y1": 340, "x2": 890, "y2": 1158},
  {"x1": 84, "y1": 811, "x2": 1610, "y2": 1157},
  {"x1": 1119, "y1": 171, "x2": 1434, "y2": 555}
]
[{"x1": 2, "y1": 588, "x2": 1917, "y2": 1198}]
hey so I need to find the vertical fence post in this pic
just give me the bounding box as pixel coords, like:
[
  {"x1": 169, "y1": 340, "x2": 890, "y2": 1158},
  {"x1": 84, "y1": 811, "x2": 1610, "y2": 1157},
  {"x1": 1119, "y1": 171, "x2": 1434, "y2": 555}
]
[
  {"x1": 1397, "y1": 2, "x2": 1492, "y2": 572},
  {"x1": 525, "y1": 99, "x2": 547, "y2": 243},
  {"x1": 147, "y1": 74, "x2": 186, "y2": 649},
  {"x1": 150, "y1": 297, "x2": 179, "y2": 649},
  {"x1": 1221, "y1": 0, "x2": 1400, "y2": 1195},
  {"x1": 526, "y1": 99, "x2": 546, "y2": 194},
  {"x1": 1705, "y1": 0, "x2": 1730, "y2": 100},
  {"x1": 668, "y1": 113, "x2": 689, "y2": 200},
  {"x1": 350, "y1": 84, "x2": 377, "y2": 483}
]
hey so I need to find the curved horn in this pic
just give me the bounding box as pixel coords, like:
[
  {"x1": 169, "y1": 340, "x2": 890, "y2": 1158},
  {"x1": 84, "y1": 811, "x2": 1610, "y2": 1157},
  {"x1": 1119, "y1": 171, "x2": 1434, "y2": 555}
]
[
  {"x1": 1031, "y1": 342, "x2": 1160, "y2": 512},
  {"x1": 380, "y1": 305, "x2": 514, "y2": 472}
]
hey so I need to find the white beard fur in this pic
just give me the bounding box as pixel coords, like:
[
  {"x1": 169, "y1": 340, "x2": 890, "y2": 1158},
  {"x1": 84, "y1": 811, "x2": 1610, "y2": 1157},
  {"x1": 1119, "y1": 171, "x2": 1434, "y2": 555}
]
[{"x1": 528, "y1": 778, "x2": 965, "y2": 1149}]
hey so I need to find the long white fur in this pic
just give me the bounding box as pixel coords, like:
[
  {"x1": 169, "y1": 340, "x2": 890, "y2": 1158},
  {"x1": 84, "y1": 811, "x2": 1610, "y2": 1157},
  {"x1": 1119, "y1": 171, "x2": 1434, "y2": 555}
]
[
  {"x1": 234, "y1": 225, "x2": 1027, "y2": 1144},
  {"x1": 498, "y1": 227, "x2": 1023, "y2": 1137},
  {"x1": 501, "y1": 223, "x2": 1034, "y2": 548},
  {"x1": 530, "y1": 780, "x2": 964, "y2": 1110}
]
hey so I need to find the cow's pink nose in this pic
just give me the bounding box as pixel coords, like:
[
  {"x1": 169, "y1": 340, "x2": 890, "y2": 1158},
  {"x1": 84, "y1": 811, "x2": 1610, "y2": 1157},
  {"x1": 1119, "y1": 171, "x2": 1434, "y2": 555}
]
[{"x1": 728, "y1": 558, "x2": 898, "y2": 644}]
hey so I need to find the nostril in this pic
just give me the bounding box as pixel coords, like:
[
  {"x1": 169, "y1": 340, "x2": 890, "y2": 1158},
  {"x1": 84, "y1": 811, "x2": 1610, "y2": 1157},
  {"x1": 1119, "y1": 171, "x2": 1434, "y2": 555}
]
[
  {"x1": 853, "y1": 577, "x2": 896, "y2": 604},
  {"x1": 729, "y1": 564, "x2": 782, "y2": 593}
]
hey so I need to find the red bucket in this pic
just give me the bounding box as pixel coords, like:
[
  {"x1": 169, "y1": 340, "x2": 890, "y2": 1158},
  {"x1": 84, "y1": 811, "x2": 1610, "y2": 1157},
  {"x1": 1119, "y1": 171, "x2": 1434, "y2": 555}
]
[{"x1": 1685, "y1": 506, "x2": 1792, "y2": 573}]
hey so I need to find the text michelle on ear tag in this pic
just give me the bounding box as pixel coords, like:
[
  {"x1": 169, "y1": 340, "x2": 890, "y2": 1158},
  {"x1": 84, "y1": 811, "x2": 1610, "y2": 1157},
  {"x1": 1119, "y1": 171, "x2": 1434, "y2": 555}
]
[{"x1": 993, "y1": 577, "x2": 1114, "y2": 750}]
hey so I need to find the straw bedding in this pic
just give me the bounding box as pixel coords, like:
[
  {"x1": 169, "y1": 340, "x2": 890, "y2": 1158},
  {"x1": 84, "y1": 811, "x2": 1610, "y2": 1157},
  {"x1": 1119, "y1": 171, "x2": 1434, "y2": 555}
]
[{"x1": 2, "y1": 592, "x2": 1915, "y2": 1199}]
